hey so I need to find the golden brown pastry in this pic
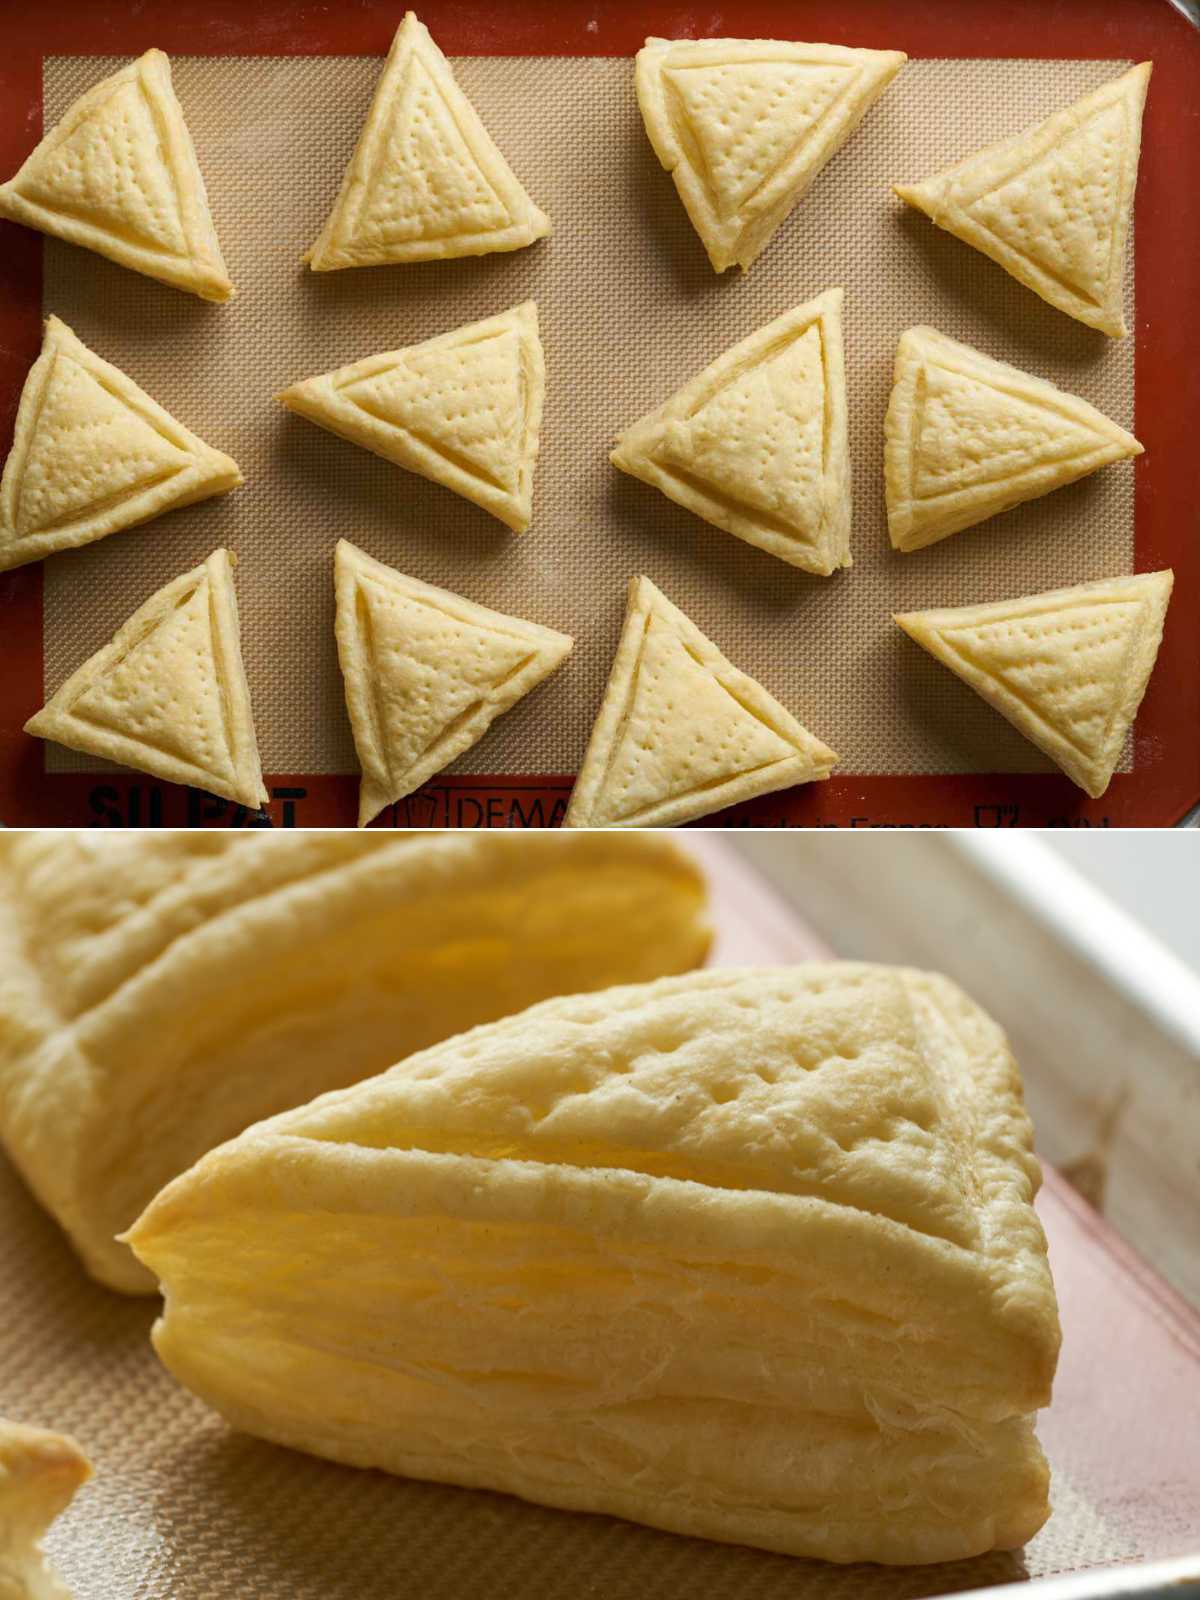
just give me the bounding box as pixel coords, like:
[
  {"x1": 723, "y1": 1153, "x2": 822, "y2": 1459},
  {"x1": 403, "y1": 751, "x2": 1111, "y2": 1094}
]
[
  {"x1": 0, "y1": 1419, "x2": 90, "y2": 1600},
  {"x1": 0, "y1": 833, "x2": 709, "y2": 1294},
  {"x1": 128, "y1": 964, "x2": 1059, "y2": 1566}
]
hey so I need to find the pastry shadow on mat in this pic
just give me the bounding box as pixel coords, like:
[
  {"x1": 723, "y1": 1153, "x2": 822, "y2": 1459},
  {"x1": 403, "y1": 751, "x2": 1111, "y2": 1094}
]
[
  {"x1": 290, "y1": 243, "x2": 545, "y2": 333},
  {"x1": 42, "y1": 246, "x2": 220, "y2": 342},
  {"x1": 605, "y1": 469, "x2": 827, "y2": 618},
  {"x1": 888, "y1": 623, "x2": 1062, "y2": 781},
  {"x1": 891, "y1": 207, "x2": 1112, "y2": 375},
  {"x1": 619, "y1": 130, "x2": 742, "y2": 301},
  {"x1": 271, "y1": 409, "x2": 516, "y2": 568},
  {"x1": 160, "y1": 1428, "x2": 1030, "y2": 1600}
]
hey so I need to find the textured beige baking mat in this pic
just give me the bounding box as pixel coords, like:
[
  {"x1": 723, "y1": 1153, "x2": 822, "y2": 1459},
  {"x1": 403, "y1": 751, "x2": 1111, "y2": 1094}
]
[
  {"x1": 3, "y1": 848, "x2": 1198, "y2": 1600},
  {"x1": 39, "y1": 54, "x2": 1134, "y2": 780}
]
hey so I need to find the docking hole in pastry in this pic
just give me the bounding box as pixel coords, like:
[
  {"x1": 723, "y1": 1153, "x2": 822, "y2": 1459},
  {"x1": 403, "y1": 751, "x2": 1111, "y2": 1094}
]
[
  {"x1": 0, "y1": 317, "x2": 242, "y2": 573},
  {"x1": 894, "y1": 64, "x2": 1151, "y2": 338},
  {"x1": 305, "y1": 11, "x2": 550, "y2": 271},
  {"x1": 565, "y1": 576, "x2": 837, "y2": 828},
  {"x1": 23, "y1": 549, "x2": 266, "y2": 814},
  {"x1": 896, "y1": 569, "x2": 1173, "y2": 796},
  {"x1": 884, "y1": 326, "x2": 1142, "y2": 553},
  {"x1": 636, "y1": 36, "x2": 905, "y2": 273},
  {"x1": 0, "y1": 50, "x2": 233, "y2": 302},
  {"x1": 334, "y1": 539, "x2": 572, "y2": 826},
  {"x1": 612, "y1": 290, "x2": 852, "y2": 574},
  {"x1": 279, "y1": 301, "x2": 544, "y2": 532}
]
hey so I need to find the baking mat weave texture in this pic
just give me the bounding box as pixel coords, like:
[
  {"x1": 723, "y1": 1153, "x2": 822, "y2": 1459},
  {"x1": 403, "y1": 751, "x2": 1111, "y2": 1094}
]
[{"x1": 40, "y1": 55, "x2": 1134, "y2": 778}]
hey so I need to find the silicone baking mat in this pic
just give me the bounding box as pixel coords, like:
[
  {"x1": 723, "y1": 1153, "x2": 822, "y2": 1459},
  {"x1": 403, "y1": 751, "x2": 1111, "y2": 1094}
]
[
  {"x1": 1, "y1": 838, "x2": 1197, "y2": 1597},
  {"x1": 1, "y1": 1, "x2": 1198, "y2": 828}
]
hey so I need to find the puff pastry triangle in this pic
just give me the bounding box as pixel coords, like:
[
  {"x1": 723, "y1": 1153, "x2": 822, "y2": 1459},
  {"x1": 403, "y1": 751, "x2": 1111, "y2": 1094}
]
[
  {"x1": 0, "y1": 832, "x2": 709, "y2": 1292},
  {"x1": 637, "y1": 36, "x2": 905, "y2": 272},
  {"x1": 306, "y1": 12, "x2": 550, "y2": 271},
  {"x1": 612, "y1": 291, "x2": 850, "y2": 574},
  {"x1": 0, "y1": 1419, "x2": 91, "y2": 1600},
  {"x1": 279, "y1": 302, "x2": 544, "y2": 532},
  {"x1": 896, "y1": 569, "x2": 1173, "y2": 797},
  {"x1": 335, "y1": 540, "x2": 572, "y2": 826},
  {"x1": 0, "y1": 50, "x2": 232, "y2": 302},
  {"x1": 565, "y1": 576, "x2": 836, "y2": 828},
  {"x1": 25, "y1": 548, "x2": 267, "y2": 811},
  {"x1": 884, "y1": 327, "x2": 1141, "y2": 552},
  {"x1": 126, "y1": 963, "x2": 1059, "y2": 1565},
  {"x1": 0, "y1": 317, "x2": 241, "y2": 573},
  {"x1": 895, "y1": 64, "x2": 1150, "y2": 337}
]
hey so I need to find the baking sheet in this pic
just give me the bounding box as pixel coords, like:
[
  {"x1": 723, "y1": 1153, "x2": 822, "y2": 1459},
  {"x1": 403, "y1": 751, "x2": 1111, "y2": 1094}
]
[
  {"x1": 1, "y1": 841, "x2": 1198, "y2": 1598},
  {"x1": 37, "y1": 53, "x2": 1135, "y2": 784}
]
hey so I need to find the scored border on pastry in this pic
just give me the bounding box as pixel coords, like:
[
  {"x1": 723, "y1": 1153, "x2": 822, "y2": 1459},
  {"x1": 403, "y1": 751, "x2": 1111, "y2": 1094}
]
[
  {"x1": 612, "y1": 290, "x2": 851, "y2": 575},
  {"x1": 565, "y1": 576, "x2": 837, "y2": 828},
  {"x1": 0, "y1": 50, "x2": 233, "y2": 302},
  {"x1": 279, "y1": 301, "x2": 545, "y2": 533},
  {"x1": 636, "y1": 36, "x2": 905, "y2": 273},
  {"x1": 894, "y1": 64, "x2": 1151, "y2": 338},
  {"x1": 335, "y1": 540, "x2": 573, "y2": 827},
  {"x1": 895, "y1": 569, "x2": 1173, "y2": 797},
  {"x1": 884, "y1": 327, "x2": 1142, "y2": 553},
  {"x1": 24, "y1": 548, "x2": 267, "y2": 812},
  {"x1": 0, "y1": 317, "x2": 242, "y2": 573},
  {"x1": 305, "y1": 11, "x2": 551, "y2": 270}
]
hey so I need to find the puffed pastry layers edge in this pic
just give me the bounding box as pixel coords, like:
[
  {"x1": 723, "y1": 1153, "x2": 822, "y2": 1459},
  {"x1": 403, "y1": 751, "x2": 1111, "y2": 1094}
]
[
  {"x1": 0, "y1": 832, "x2": 709, "y2": 1294},
  {"x1": 128, "y1": 964, "x2": 1059, "y2": 1565}
]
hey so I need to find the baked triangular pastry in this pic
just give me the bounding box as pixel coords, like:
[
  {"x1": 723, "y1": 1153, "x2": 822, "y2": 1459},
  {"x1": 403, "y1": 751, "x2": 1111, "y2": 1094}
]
[
  {"x1": 306, "y1": 12, "x2": 550, "y2": 271},
  {"x1": 0, "y1": 50, "x2": 233, "y2": 302},
  {"x1": 896, "y1": 570, "x2": 1173, "y2": 797},
  {"x1": 0, "y1": 834, "x2": 709, "y2": 1292},
  {"x1": 126, "y1": 963, "x2": 1060, "y2": 1565},
  {"x1": 0, "y1": 317, "x2": 242, "y2": 573},
  {"x1": 565, "y1": 577, "x2": 836, "y2": 828},
  {"x1": 637, "y1": 36, "x2": 905, "y2": 272},
  {"x1": 0, "y1": 1419, "x2": 91, "y2": 1600},
  {"x1": 894, "y1": 64, "x2": 1151, "y2": 338},
  {"x1": 279, "y1": 302, "x2": 544, "y2": 532},
  {"x1": 612, "y1": 291, "x2": 851, "y2": 574},
  {"x1": 884, "y1": 327, "x2": 1142, "y2": 552},
  {"x1": 335, "y1": 540, "x2": 572, "y2": 826},
  {"x1": 25, "y1": 548, "x2": 267, "y2": 811}
]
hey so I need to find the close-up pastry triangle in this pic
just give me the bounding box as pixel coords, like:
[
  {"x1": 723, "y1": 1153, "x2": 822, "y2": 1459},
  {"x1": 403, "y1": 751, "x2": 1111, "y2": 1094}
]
[
  {"x1": 125, "y1": 963, "x2": 1060, "y2": 1566},
  {"x1": 894, "y1": 63, "x2": 1151, "y2": 337},
  {"x1": 24, "y1": 548, "x2": 267, "y2": 812},
  {"x1": 884, "y1": 327, "x2": 1142, "y2": 552},
  {"x1": 0, "y1": 49, "x2": 233, "y2": 301},
  {"x1": 565, "y1": 576, "x2": 837, "y2": 828},
  {"x1": 0, "y1": 317, "x2": 242, "y2": 573},
  {"x1": 334, "y1": 540, "x2": 572, "y2": 827},
  {"x1": 279, "y1": 302, "x2": 544, "y2": 532},
  {"x1": 612, "y1": 290, "x2": 851, "y2": 574},
  {"x1": 0, "y1": 833, "x2": 709, "y2": 1292},
  {"x1": 896, "y1": 569, "x2": 1173, "y2": 797},
  {"x1": 306, "y1": 11, "x2": 550, "y2": 270},
  {"x1": 636, "y1": 36, "x2": 905, "y2": 272}
]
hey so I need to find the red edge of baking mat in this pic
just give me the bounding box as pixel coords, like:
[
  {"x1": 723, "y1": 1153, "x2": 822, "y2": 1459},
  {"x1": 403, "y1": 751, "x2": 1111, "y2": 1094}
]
[{"x1": 1, "y1": 0, "x2": 1199, "y2": 831}]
